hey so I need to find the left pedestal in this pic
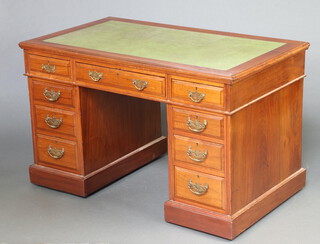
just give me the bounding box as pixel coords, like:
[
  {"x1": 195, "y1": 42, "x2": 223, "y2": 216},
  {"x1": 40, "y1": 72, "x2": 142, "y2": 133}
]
[{"x1": 28, "y1": 77, "x2": 167, "y2": 197}]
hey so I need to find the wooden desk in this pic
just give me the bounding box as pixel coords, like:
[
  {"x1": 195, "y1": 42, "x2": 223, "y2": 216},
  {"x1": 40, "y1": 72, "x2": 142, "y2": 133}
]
[{"x1": 19, "y1": 17, "x2": 309, "y2": 239}]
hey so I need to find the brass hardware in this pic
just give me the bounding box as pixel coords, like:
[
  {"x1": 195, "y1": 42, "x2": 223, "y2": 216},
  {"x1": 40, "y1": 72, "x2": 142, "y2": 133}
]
[
  {"x1": 188, "y1": 179, "x2": 209, "y2": 196},
  {"x1": 132, "y1": 78, "x2": 148, "y2": 91},
  {"x1": 43, "y1": 88, "x2": 61, "y2": 102},
  {"x1": 186, "y1": 116, "x2": 207, "y2": 133},
  {"x1": 45, "y1": 115, "x2": 62, "y2": 129},
  {"x1": 41, "y1": 62, "x2": 56, "y2": 73},
  {"x1": 88, "y1": 70, "x2": 103, "y2": 82},
  {"x1": 187, "y1": 145, "x2": 208, "y2": 162},
  {"x1": 47, "y1": 145, "x2": 64, "y2": 159},
  {"x1": 188, "y1": 88, "x2": 205, "y2": 103}
]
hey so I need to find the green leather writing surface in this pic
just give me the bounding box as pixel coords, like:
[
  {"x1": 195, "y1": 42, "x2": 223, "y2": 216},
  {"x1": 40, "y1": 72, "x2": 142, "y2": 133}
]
[{"x1": 45, "y1": 21, "x2": 285, "y2": 70}]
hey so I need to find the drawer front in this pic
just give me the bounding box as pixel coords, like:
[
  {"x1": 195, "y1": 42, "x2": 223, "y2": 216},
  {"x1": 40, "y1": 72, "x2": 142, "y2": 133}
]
[
  {"x1": 174, "y1": 135, "x2": 224, "y2": 172},
  {"x1": 76, "y1": 62, "x2": 165, "y2": 98},
  {"x1": 172, "y1": 107, "x2": 224, "y2": 140},
  {"x1": 36, "y1": 134, "x2": 78, "y2": 173},
  {"x1": 171, "y1": 79, "x2": 224, "y2": 109},
  {"x1": 32, "y1": 79, "x2": 74, "y2": 107},
  {"x1": 174, "y1": 167, "x2": 224, "y2": 210},
  {"x1": 29, "y1": 54, "x2": 71, "y2": 80},
  {"x1": 34, "y1": 105, "x2": 76, "y2": 137}
]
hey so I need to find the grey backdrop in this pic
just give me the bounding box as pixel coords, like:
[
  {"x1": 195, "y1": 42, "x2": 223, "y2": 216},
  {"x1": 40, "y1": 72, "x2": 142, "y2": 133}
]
[{"x1": 0, "y1": 0, "x2": 319, "y2": 243}]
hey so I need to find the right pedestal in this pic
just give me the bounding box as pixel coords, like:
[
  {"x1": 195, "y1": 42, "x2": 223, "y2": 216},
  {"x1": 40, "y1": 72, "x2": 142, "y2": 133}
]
[{"x1": 165, "y1": 78, "x2": 306, "y2": 239}]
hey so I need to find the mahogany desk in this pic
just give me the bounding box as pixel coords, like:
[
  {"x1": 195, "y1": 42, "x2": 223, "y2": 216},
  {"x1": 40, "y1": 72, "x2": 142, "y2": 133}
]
[{"x1": 19, "y1": 17, "x2": 309, "y2": 239}]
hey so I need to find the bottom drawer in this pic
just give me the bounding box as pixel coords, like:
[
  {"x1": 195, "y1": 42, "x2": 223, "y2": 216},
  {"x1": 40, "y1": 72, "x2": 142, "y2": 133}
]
[
  {"x1": 36, "y1": 134, "x2": 79, "y2": 173},
  {"x1": 174, "y1": 166, "x2": 224, "y2": 210}
]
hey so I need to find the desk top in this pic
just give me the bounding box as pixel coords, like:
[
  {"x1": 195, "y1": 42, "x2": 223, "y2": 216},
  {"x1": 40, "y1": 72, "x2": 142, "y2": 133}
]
[
  {"x1": 44, "y1": 20, "x2": 284, "y2": 71},
  {"x1": 20, "y1": 17, "x2": 309, "y2": 81}
]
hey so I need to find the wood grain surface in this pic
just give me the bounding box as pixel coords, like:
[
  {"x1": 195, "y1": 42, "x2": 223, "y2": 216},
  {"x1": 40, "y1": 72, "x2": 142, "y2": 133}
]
[
  {"x1": 80, "y1": 87, "x2": 163, "y2": 174},
  {"x1": 230, "y1": 80, "x2": 303, "y2": 213}
]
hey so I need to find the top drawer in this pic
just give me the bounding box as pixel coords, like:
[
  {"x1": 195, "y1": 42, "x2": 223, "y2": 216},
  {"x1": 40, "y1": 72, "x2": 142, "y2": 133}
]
[
  {"x1": 171, "y1": 79, "x2": 225, "y2": 109},
  {"x1": 75, "y1": 62, "x2": 165, "y2": 99},
  {"x1": 29, "y1": 54, "x2": 71, "y2": 81}
]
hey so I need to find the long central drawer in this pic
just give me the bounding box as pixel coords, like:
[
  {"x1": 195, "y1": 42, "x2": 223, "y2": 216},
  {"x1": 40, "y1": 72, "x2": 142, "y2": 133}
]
[{"x1": 75, "y1": 62, "x2": 166, "y2": 99}]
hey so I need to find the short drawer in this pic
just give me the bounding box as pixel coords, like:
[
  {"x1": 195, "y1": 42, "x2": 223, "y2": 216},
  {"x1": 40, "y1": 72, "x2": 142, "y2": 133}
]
[
  {"x1": 172, "y1": 106, "x2": 224, "y2": 140},
  {"x1": 174, "y1": 166, "x2": 224, "y2": 210},
  {"x1": 34, "y1": 105, "x2": 76, "y2": 137},
  {"x1": 173, "y1": 135, "x2": 224, "y2": 172},
  {"x1": 36, "y1": 134, "x2": 79, "y2": 173},
  {"x1": 29, "y1": 54, "x2": 71, "y2": 80},
  {"x1": 171, "y1": 79, "x2": 224, "y2": 109},
  {"x1": 76, "y1": 62, "x2": 165, "y2": 98},
  {"x1": 31, "y1": 79, "x2": 74, "y2": 107}
]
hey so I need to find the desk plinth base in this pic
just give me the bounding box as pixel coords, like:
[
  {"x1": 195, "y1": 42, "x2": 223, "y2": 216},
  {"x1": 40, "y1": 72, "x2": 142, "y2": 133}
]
[
  {"x1": 164, "y1": 168, "x2": 306, "y2": 240},
  {"x1": 29, "y1": 136, "x2": 167, "y2": 197}
]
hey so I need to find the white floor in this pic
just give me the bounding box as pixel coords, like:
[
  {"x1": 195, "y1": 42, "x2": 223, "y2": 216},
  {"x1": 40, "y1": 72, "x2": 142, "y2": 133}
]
[{"x1": 0, "y1": 133, "x2": 320, "y2": 244}]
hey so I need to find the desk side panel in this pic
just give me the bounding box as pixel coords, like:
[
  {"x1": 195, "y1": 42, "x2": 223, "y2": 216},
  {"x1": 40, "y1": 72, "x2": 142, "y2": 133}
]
[{"x1": 230, "y1": 79, "x2": 304, "y2": 213}]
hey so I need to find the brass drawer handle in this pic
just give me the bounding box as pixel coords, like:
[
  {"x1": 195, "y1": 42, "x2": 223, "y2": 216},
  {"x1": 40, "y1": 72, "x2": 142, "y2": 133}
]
[
  {"x1": 47, "y1": 145, "x2": 64, "y2": 159},
  {"x1": 188, "y1": 179, "x2": 209, "y2": 196},
  {"x1": 186, "y1": 116, "x2": 207, "y2": 133},
  {"x1": 88, "y1": 70, "x2": 103, "y2": 82},
  {"x1": 187, "y1": 145, "x2": 208, "y2": 162},
  {"x1": 41, "y1": 62, "x2": 56, "y2": 73},
  {"x1": 132, "y1": 79, "x2": 148, "y2": 91},
  {"x1": 188, "y1": 88, "x2": 205, "y2": 103},
  {"x1": 43, "y1": 88, "x2": 61, "y2": 102},
  {"x1": 45, "y1": 115, "x2": 62, "y2": 129}
]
